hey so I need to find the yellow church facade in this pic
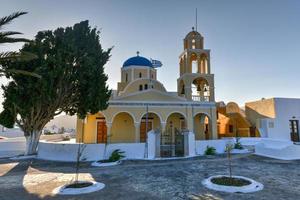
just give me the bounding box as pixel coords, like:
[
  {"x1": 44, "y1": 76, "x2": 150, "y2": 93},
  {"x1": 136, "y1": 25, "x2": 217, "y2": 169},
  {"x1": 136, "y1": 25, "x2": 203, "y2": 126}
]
[{"x1": 76, "y1": 28, "x2": 239, "y2": 157}]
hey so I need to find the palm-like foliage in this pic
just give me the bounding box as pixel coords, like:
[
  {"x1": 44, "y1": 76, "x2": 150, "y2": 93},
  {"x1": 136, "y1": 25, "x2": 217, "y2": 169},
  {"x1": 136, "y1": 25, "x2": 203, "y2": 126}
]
[{"x1": 0, "y1": 11, "x2": 40, "y2": 78}]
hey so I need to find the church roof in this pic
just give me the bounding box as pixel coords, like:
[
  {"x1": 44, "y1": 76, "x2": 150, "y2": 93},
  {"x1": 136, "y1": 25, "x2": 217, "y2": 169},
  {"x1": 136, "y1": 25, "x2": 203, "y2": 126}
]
[
  {"x1": 122, "y1": 55, "x2": 153, "y2": 68},
  {"x1": 185, "y1": 30, "x2": 202, "y2": 39}
]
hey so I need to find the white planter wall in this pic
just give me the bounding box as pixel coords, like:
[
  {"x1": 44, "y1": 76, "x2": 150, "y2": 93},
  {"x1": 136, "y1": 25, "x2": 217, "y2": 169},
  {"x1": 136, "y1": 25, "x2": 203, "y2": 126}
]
[
  {"x1": 104, "y1": 143, "x2": 145, "y2": 159},
  {"x1": 255, "y1": 139, "x2": 300, "y2": 160},
  {"x1": 37, "y1": 141, "x2": 146, "y2": 162},
  {"x1": 37, "y1": 141, "x2": 106, "y2": 162},
  {"x1": 0, "y1": 138, "x2": 26, "y2": 151}
]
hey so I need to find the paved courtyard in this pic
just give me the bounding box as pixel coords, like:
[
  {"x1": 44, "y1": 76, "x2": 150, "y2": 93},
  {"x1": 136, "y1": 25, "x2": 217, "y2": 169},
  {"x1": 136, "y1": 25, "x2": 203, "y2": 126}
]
[{"x1": 0, "y1": 154, "x2": 299, "y2": 200}]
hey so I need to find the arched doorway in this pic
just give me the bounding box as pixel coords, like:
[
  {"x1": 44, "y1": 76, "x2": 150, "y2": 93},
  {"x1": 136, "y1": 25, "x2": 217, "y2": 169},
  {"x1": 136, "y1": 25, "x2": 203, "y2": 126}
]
[
  {"x1": 96, "y1": 113, "x2": 107, "y2": 143},
  {"x1": 161, "y1": 112, "x2": 187, "y2": 157},
  {"x1": 111, "y1": 112, "x2": 135, "y2": 143},
  {"x1": 194, "y1": 113, "x2": 212, "y2": 140},
  {"x1": 140, "y1": 112, "x2": 161, "y2": 142}
]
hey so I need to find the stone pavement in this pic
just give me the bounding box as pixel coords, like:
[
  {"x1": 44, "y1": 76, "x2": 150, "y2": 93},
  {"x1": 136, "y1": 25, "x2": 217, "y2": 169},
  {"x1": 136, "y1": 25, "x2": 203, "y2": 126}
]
[{"x1": 0, "y1": 154, "x2": 300, "y2": 200}]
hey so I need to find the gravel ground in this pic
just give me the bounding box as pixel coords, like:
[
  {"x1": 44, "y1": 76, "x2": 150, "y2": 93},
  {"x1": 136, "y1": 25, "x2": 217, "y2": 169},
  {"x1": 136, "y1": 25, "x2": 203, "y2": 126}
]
[{"x1": 0, "y1": 154, "x2": 299, "y2": 200}]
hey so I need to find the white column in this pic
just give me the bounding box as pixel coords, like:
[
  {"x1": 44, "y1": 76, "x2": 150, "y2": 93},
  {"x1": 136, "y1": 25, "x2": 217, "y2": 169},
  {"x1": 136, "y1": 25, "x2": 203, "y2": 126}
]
[
  {"x1": 147, "y1": 130, "x2": 156, "y2": 159},
  {"x1": 106, "y1": 122, "x2": 112, "y2": 143},
  {"x1": 134, "y1": 122, "x2": 140, "y2": 143},
  {"x1": 184, "y1": 132, "x2": 196, "y2": 157}
]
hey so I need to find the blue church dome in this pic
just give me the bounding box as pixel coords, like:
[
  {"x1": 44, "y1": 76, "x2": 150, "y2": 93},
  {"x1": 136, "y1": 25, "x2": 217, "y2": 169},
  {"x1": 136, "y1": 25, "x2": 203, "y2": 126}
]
[{"x1": 123, "y1": 54, "x2": 153, "y2": 68}]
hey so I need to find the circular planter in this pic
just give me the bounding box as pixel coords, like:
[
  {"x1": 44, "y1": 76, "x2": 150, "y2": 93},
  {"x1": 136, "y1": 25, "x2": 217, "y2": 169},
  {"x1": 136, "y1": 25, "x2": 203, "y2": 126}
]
[
  {"x1": 91, "y1": 160, "x2": 121, "y2": 167},
  {"x1": 202, "y1": 175, "x2": 263, "y2": 193},
  {"x1": 53, "y1": 181, "x2": 105, "y2": 195}
]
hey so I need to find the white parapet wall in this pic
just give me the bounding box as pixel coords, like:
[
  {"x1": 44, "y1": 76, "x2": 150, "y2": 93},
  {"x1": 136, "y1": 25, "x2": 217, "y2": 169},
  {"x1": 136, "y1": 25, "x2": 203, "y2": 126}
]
[
  {"x1": 104, "y1": 143, "x2": 145, "y2": 160},
  {"x1": 37, "y1": 140, "x2": 146, "y2": 162},
  {"x1": 195, "y1": 139, "x2": 233, "y2": 155},
  {"x1": 0, "y1": 137, "x2": 26, "y2": 158},
  {"x1": 38, "y1": 140, "x2": 106, "y2": 162},
  {"x1": 255, "y1": 138, "x2": 300, "y2": 160}
]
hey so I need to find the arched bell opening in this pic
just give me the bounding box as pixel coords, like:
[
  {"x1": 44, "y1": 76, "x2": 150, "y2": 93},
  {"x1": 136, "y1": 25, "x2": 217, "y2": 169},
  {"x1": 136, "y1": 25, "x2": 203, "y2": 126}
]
[
  {"x1": 189, "y1": 53, "x2": 200, "y2": 74},
  {"x1": 200, "y1": 53, "x2": 208, "y2": 74},
  {"x1": 191, "y1": 77, "x2": 210, "y2": 102}
]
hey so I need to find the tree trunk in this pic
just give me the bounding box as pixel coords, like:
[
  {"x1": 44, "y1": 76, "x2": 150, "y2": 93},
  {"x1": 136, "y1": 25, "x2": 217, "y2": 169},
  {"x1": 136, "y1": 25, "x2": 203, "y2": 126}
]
[{"x1": 25, "y1": 130, "x2": 41, "y2": 155}]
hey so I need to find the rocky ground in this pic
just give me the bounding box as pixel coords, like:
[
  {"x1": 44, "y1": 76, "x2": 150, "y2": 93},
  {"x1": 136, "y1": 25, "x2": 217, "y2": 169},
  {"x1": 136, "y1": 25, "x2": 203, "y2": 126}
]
[{"x1": 0, "y1": 154, "x2": 299, "y2": 200}]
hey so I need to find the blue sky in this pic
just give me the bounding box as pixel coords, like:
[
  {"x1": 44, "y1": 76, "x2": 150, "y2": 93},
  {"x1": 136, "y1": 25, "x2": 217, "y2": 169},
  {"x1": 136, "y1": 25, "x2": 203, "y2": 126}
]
[{"x1": 1, "y1": 0, "x2": 300, "y2": 105}]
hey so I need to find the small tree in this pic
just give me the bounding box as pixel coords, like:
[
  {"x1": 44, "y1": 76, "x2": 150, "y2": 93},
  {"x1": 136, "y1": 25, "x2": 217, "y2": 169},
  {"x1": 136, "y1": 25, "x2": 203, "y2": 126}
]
[
  {"x1": 0, "y1": 20, "x2": 111, "y2": 155},
  {"x1": 75, "y1": 142, "x2": 86, "y2": 183},
  {"x1": 225, "y1": 143, "x2": 234, "y2": 178}
]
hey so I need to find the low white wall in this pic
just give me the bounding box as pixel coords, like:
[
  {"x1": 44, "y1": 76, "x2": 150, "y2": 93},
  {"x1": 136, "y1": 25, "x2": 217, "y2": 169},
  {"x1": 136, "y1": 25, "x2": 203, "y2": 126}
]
[
  {"x1": 257, "y1": 138, "x2": 293, "y2": 149},
  {"x1": 37, "y1": 141, "x2": 146, "y2": 162},
  {"x1": 255, "y1": 139, "x2": 300, "y2": 160},
  {"x1": 0, "y1": 137, "x2": 26, "y2": 149},
  {"x1": 37, "y1": 141, "x2": 106, "y2": 162},
  {"x1": 195, "y1": 139, "x2": 233, "y2": 155},
  {"x1": 0, "y1": 128, "x2": 24, "y2": 138},
  {"x1": 105, "y1": 143, "x2": 145, "y2": 159}
]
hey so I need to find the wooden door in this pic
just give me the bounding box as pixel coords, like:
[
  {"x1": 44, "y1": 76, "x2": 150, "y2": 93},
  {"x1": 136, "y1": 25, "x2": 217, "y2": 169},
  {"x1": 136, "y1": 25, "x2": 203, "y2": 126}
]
[
  {"x1": 140, "y1": 120, "x2": 152, "y2": 142},
  {"x1": 205, "y1": 124, "x2": 209, "y2": 140},
  {"x1": 290, "y1": 120, "x2": 299, "y2": 142},
  {"x1": 97, "y1": 120, "x2": 107, "y2": 143},
  {"x1": 180, "y1": 119, "x2": 186, "y2": 131}
]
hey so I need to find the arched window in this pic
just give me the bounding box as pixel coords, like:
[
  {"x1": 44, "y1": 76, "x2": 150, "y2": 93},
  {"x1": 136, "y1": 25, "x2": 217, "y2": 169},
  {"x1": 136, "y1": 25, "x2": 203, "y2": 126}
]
[
  {"x1": 125, "y1": 73, "x2": 128, "y2": 82},
  {"x1": 144, "y1": 84, "x2": 148, "y2": 90},
  {"x1": 139, "y1": 72, "x2": 142, "y2": 78},
  {"x1": 139, "y1": 85, "x2": 143, "y2": 91},
  {"x1": 192, "y1": 60, "x2": 198, "y2": 73},
  {"x1": 190, "y1": 53, "x2": 198, "y2": 73},
  {"x1": 192, "y1": 39, "x2": 196, "y2": 49}
]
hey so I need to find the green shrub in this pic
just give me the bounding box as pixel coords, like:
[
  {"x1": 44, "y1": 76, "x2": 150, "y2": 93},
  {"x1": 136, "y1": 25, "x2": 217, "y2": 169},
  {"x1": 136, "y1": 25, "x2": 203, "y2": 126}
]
[
  {"x1": 205, "y1": 146, "x2": 216, "y2": 155},
  {"x1": 234, "y1": 138, "x2": 243, "y2": 149},
  {"x1": 108, "y1": 149, "x2": 125, "y2": 162}
]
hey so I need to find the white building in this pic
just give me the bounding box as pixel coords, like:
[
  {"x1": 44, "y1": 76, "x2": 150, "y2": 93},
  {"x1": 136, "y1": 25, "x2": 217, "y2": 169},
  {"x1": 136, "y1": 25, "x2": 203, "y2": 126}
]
[{"x1": 245, "y1": 98, "x2": 300, "y2": 142}]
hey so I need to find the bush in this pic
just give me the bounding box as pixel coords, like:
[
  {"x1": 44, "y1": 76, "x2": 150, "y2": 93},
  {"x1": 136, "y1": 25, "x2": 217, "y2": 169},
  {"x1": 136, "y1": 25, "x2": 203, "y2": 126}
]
[
  {"x1": 234, "y1": 138, "x2": 243, "y2": 149},
  {"x1": 108, "y1": 149, "x2": 125, "y2": 162},
  {"x1": 205, "y1": 146, "x2": 216, "y2": 155},
  {"x1": 211, "y1": 176, "x2": 251, "y2": 186},
  {"x1": 62, "y1": 135, "x2": 71, "y2": 141},
  {"x1": 44, "y1": 131, "x2": 55, "y2": 135}
]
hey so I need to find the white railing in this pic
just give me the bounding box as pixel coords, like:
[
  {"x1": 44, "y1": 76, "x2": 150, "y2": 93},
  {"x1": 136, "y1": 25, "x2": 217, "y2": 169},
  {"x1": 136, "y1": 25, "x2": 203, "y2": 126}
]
[{"x1": 192, "y1": 95, "x2": 209, "y2": 102}]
